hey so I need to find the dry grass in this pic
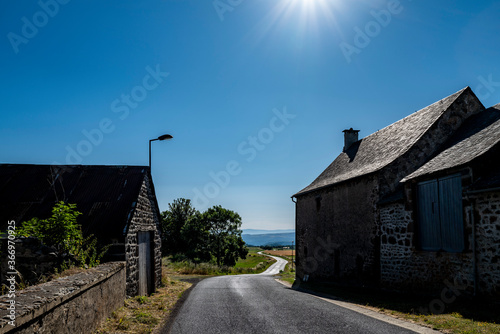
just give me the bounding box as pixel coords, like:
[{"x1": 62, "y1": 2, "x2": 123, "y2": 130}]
[
  {"x1": 95, "y1": 271, "x2": 191, "y2": 334},
  {"x1": 263, "y1": 250, "x2": 295, "y2": 257},
  {"x1": 50, "y1": 266, "x2": 88, "y2": 279}
]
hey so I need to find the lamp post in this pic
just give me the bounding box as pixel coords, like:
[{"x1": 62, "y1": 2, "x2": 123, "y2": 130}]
[{"x1": 149, "y1": 134, "x2": 173, "y2": 170}]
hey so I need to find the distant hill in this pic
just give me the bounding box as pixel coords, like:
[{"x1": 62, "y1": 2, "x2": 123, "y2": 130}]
[
  {"x1": 242, "y1": 232, "x2": 295, "y2": 247},
  {"x1": 242, "y1": 229, "x2": 295, "y2": 235}
]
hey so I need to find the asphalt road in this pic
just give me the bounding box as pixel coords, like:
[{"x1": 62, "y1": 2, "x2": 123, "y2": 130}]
[
  {"x1": 167, "y1": 272, "x2": 429, "y2": 334},
  {"x1": 256, "y1": 252, "x2": 287, "y2": 275}
]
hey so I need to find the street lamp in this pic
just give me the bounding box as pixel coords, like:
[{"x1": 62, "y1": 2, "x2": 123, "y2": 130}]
[{"x1": 149, "y1": 134, "x2": 173, "y2": 170}]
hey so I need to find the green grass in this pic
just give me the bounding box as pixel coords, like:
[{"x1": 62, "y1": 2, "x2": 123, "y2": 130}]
[
  {"x1": 266, "y1": 253, "x2": 295, "y2": 284},
  {"x1": 234, "y1": 252, "x2": 270, "y2": 269},
  {"x1": 134, "y1": 310, "x2": 158, "y2": 325},
  {"x1": 162, "y1": 248, "x2": 276, "y2": 276}
]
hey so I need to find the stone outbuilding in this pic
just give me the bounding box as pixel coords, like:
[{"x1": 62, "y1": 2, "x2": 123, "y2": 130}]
[
  {"x1": 0, "y1": 164, "x2": 162, "y2": 296},
  {"x1": 293, "y1": 87, "x2": 500, "y2": 297}
]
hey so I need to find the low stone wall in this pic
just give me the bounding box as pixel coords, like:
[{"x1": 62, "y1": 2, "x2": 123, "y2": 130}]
[{"x1": 0, "y1": 262, "x2": 126, "y2": 333}]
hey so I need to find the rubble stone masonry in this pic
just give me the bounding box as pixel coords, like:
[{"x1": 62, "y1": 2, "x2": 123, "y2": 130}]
[
  {"x1": 380, "y1": 191, "x2": 500, "y2": 297},
  {"x1": 0, "y1": 262, "x2": 125, "y2": 333},
  {"x1": 125, "y1": 175, "x2": 162, "y2": 297}
]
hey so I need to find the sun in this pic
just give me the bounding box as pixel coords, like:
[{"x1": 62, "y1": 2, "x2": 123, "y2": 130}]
[
  {"x1": 274, "y1": 0, "x2": 341, "y2": 30},
  {"x1": 247, "y1": 0, "x2": 343, "y2": 47}
]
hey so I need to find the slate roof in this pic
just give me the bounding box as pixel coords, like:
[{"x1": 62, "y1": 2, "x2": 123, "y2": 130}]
[
  {"x1": 402, "y1": 104, "x2": 500, "y2": 182},
  {"x1": 294, "y1": 87, "x2": 473, "y2": 197},
  {"x1": 0, "y1": 164, "x2": 152, "y2": 242}
]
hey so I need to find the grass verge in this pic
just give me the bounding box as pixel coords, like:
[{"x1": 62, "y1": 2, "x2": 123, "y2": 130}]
[
  {"x1": 95, "y1": 271, "x2": 191, "y2": 334},
  {"x1": 263, "y1": 250, "x2": 295, "y2": 284},
  {"x1": 295, "y1": 281, "x2": 500, "y2": 334},
  {"x1": 165, "y1": 247, "x2": 276, "y2": 276},
  {"x1": 95, "y1": 248, "x2": 277, "y2": 333}
]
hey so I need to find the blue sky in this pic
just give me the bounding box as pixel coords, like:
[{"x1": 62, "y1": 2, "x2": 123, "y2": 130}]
[{"x1": 1, "y1": 0, "x2": 499, "y2": 230}]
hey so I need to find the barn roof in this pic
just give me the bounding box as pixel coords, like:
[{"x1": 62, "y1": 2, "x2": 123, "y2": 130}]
[
  {"x1": 294, "y1": 87, "x2": 476, "y2": 197},
  {"x1": 0, "y1": 164, "x2": 150, "y2": 242},
  {"x1": 402, "y1": 104, "x2": 500, "y2": 182}
]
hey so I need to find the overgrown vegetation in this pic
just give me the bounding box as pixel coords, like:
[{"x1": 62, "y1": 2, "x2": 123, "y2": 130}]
[
  {"x1": 16, "y1": 201, "x2": 110, "y2": 269},
  {"x1": 161, "y1": 198, "x2": 248, "y2": 267}
]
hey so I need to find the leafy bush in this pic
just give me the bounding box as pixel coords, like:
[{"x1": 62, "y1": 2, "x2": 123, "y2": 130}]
[
  {"x1": 17, "y1": 202, "x2": 82, "y2": 257},
  {"x1": 16, "y1": 201, "x2": 109, "y2": 268}
]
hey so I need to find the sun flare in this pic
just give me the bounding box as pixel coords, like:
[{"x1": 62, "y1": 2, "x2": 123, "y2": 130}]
[
  {"x1": 248, "y1": 0, "x2": 344, "y2": 48},
  {"x1": 279, "y1": 0, "x2": 341, "y2": 30}
]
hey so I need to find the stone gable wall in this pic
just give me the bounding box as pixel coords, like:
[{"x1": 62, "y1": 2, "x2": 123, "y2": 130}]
[
  {"x1": 125, "y1": 175, "x2": 162, "y2": 296},
  {"x1": 0, "y1": 262, "x2": 125, "y2": 334},
  {"x1": 295, "y1": 174, "x2": 379, "y2": 284}
]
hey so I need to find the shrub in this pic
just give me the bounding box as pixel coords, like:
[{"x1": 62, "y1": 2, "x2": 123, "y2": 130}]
[{"x1": 16, "y1": 201, "x2": 109, "y2": 269}]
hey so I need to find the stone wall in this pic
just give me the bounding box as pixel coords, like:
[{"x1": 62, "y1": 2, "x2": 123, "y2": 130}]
[
  {"x1": 380, "y1": 201, "x2": 475, "y2": 294},
  {"x1": 379, "y1": 190, "x2": 500, "y2": 297},
  {"x1": 0, "y1": 238, "x2": 59, "y2": 287},
  {"x1": 0, "y1": 262, "x2": 125, "y2": 333},
  {"x1": 125, "y1": 174, "x2": 162, "y2": 296},
  {"x1": 296, "y1": 174, "x2": 379, "y2": 284},
  {"x1": 473, "y1": 191, "x2": 500, "y2": 296}
]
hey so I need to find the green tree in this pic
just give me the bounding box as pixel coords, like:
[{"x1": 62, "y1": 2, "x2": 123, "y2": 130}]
[
  {"x1": 202, "y1": 205, "x2": 248, "y2": 267},
  {"x1": 180, "y1": 211, "x2": 211, "y2": 263},
  {"x1": 161, "y1": 198, "x2": 199, "y2": 256},
  {"x1": 161, "y1": 199, "x2": 248, "y2": 266}
]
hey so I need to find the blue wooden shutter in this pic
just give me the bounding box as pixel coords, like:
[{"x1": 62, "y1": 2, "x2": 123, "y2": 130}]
[
  {"x1": 417, "y1": 180, "x2": 441, "y2": 251},
  {"x1": 438, "y1": 175, "x2": 464, "y2": 252}
]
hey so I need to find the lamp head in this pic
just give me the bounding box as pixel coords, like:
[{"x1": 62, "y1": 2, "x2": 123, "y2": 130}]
[{"x1": 158, "y1": 134, "x2": 173, "y2": 141}]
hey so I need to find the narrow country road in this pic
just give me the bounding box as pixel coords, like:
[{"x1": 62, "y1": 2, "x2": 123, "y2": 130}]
[
  {"x1": 256, "y1": 252, "x2": 287, "y2": 275},
  {"x1": 167, "y1": 256, "x2": 436, "y2": 334}
]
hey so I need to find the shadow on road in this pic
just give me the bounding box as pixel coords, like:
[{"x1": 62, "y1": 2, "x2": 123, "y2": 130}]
[{"x1": 156, "y1": 277, "x2": 207, "y2": 334}]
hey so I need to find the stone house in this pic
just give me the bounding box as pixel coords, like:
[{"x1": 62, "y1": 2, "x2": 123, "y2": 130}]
[
  {"x1": 293, "y1": 87, "x2": 500, "y2": 297},
  {"x1": 0, "y1": 164, "x2": 162, "y2": 296}
]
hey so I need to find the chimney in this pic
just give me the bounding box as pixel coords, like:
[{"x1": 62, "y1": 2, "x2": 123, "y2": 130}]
[{"x1": 343, "y1": 128, "x2": 360, "y2": 152}]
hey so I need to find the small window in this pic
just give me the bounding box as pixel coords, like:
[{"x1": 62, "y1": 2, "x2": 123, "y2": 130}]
[
  {"x1": 417, "y1": 174, "x2": 464, "y2": 252},
  {"x1": 333, "y1": 249, "x2": 340, "y2": 276},
  {"x1": 315, "y1": 196, "x2": 322, "y2": 212}
]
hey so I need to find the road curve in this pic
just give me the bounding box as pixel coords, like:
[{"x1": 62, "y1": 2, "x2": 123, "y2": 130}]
[
  {"x1": 167, "y1": 274, "x2": 425, "y2": 334},
  {"x1": 257, "y1": 252, "x2": 287, "y2": 275}
]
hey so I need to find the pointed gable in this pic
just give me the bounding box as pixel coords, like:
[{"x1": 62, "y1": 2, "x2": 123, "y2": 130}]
[{"x1": 402, "y1": 104, "x2": 500, "y2": 182}]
